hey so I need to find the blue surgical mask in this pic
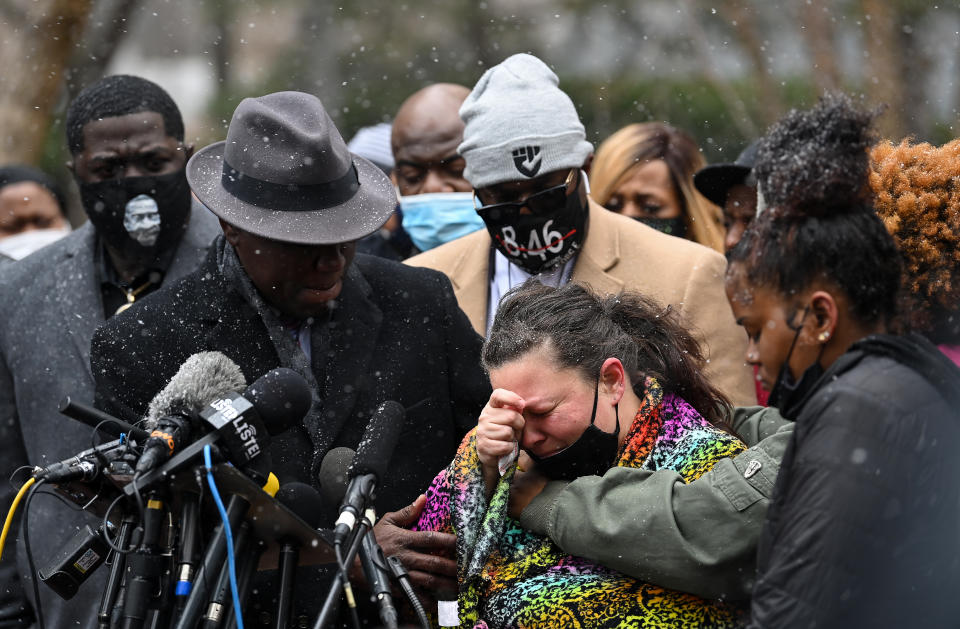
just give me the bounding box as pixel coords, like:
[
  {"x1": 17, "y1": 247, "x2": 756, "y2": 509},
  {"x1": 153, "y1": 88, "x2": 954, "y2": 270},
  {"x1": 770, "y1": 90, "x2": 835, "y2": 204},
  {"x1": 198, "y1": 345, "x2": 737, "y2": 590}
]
[{"x1": 399, "y1": 191, "x2": 485, "y2": 252}]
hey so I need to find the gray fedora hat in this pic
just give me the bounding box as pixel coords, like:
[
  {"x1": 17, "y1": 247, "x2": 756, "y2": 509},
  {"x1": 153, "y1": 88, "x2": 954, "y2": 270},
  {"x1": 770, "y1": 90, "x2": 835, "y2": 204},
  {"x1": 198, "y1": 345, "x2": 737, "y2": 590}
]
[{"x1": 186, "y1": 91, "x2": 396, "y2": 245}]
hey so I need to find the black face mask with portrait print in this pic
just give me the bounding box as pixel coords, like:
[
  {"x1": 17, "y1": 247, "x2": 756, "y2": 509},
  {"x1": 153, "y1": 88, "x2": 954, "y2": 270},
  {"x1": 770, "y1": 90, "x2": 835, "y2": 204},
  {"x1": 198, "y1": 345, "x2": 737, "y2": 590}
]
[{"x1": 78, "y1": 170, "x2": 192, "y2": 261}]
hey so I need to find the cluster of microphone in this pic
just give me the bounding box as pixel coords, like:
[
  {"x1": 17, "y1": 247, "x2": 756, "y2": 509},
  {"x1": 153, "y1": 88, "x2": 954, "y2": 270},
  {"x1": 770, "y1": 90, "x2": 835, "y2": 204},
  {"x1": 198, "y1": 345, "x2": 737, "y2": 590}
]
[{"x1": 24, "y1": 351, "x2": 416, "y2": 629}]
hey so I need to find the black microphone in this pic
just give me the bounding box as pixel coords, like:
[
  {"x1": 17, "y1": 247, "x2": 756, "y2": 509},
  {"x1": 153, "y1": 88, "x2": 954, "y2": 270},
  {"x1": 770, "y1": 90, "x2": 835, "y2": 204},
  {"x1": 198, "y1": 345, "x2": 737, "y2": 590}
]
[
  {"x1": 273, "y1": 482, "x2": 325, "y2": 629},
  {"x1": 133, "y1": 415, "x2": 192, "y2": 475},
  {"x1": 318, "y1": 446, "x2": 399, "y2": 629},
  {"x1": 331, "y1": 401, "x2": 405, "y2": 546},
  {"x1": 59, "y1": 396, "x2": 150, "y2": 442},
  {"x1": 276, "y1": 481, "x2": 326, "y2": 528},
  {"x1": 318, "y1": 447, "x2": 354, "y2": 510},
  {"x1": 135, "y1": 364, "x2": 311, "y2": 484},
  {"x1": 241, "y1": 367, "x2": 314, "y2": 437},
  {"x1": 135, "y1": 352, "x2": 247, "y2": 474}
]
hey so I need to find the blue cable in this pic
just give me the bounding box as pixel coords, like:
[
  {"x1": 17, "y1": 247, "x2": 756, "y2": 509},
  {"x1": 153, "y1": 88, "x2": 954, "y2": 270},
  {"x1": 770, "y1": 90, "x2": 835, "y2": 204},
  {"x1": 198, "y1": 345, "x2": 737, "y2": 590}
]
[{"x1": 203, "y1": 445, "x2": 244, "y2": 629}]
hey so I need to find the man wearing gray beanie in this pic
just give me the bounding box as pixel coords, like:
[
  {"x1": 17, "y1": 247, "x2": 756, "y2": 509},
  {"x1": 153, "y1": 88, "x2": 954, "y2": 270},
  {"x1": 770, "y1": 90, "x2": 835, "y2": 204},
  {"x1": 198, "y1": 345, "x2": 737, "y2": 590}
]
[
  {"x1": 407, "y1": 53, "x2": 795, "y2": 614},
  {"x1": 408, "y1": 53, "x2": 753, "y2": 407}
]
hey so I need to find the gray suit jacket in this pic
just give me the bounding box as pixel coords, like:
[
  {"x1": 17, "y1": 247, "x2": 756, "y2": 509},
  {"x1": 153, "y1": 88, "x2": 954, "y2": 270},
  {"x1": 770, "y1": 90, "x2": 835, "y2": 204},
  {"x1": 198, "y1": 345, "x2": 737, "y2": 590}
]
[{"x1": 0, "y1": 203, "x2": 220, "y2": 628}]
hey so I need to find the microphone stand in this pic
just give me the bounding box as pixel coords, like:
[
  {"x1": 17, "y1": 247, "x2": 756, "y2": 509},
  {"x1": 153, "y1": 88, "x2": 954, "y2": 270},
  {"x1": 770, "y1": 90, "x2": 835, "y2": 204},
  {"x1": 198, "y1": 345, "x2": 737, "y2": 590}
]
[
  {"x1": 202, "y1": 521, "x2": 253, "y2": 629},
  {"x1": 174, "y1": 493, "x2": 201, "y2": 616},
  {"x1": 98, "y1": 512, "x2": 138, "y2": 629},
  {"x1": 274, "y1": 538, "x2": 299, "y2": 629},
  {"x1": 119, "y1": 487, "x2": 168, "y2": 629},
  {"x1": 312, "y1": 517, "x2": 370, "y2": 629},
  {"x1": 174, "y1": 494, "x2": 249, "y2": 629},
  {"x1": 222, "y1": 538, "x2": 265, "y2": 629},
  {"x1": 358, "y1": 508, "x2": 398, "y2": 629}
]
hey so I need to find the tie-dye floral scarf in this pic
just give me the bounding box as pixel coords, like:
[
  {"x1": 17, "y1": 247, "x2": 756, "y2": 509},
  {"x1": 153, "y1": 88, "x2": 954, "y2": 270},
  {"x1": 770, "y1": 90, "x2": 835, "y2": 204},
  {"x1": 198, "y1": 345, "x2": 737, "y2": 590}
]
[{"x1": 414, "y1": 377, "x2": 747, "y2": 628}]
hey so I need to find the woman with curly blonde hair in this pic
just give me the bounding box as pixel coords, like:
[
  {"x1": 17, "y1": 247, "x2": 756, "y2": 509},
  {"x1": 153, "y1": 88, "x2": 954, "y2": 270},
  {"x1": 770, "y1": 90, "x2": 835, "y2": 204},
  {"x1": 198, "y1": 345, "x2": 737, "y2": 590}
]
[
  {"x1": 870, "y1": 138, "x2": 960, "y2": 363},
  {"x1": 590, "y1": 122, "x2": 725, "y2": 252}
]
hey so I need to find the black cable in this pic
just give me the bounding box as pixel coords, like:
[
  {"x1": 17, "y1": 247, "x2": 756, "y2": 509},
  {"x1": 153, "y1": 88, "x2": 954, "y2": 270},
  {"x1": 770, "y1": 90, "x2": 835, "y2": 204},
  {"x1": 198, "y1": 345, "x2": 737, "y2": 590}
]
[
  {"x1": 192, "y1": 466, "x2": 212, "y2": 603},
  {"x1": 102, "y1": 494, "x2": 136, "y2": 554},
  {"x1": 131, "y1": 473, "x2": 146, "y2": 535},
  {"x1": 23, "y1": 479, "x2": 46, "y2": 629},
  {"x1": 334, "y1": 541, "x2": 362, "y2": 629},
  {"x1": 32, "y1": 485, "x2": 86, "y2": 512},
  {"x1": 387, "y1": 556, "x2": 430, "y2": 629},
  {"x1": 8, "y1": 466, "x2": 33, "y2": 489},
  {"x1": 90, "y1": 419, "x2": 106, "y2": 452}
]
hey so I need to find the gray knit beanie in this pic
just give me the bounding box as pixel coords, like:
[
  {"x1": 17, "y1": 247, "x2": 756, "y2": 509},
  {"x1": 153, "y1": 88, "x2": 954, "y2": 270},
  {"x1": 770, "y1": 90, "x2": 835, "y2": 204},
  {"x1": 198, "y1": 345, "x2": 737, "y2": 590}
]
[{"x1": 458, "y1": 53, "x2": 593, "y2": 189}]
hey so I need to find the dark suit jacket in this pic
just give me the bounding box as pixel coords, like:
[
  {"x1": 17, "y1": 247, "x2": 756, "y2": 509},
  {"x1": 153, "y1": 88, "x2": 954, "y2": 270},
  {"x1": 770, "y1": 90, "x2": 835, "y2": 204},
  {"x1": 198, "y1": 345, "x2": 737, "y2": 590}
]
[
  {"x1": 0, "y1": 205, "x2": 220, "y2": 628},
  {"x1": 90, "y1": 248, "x2": 490, "y2": 517}
]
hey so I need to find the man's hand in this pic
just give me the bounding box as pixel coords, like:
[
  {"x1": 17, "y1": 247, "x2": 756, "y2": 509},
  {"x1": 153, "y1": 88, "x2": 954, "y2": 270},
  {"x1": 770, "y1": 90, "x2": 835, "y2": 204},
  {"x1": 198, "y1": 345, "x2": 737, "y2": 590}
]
[
  {"x1": 373, "y1": 495, "x2": 457, "y2": 596},
  {"x1": 507, "y1": 453, "x2": 549, "y2": 519}
]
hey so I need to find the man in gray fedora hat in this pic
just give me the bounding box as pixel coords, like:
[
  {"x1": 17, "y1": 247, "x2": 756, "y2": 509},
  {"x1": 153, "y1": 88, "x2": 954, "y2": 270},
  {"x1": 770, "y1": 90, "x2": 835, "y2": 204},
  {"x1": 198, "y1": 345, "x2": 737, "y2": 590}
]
[{"x1": 90, "y1": 90, "x2": 490, "y2": 621}]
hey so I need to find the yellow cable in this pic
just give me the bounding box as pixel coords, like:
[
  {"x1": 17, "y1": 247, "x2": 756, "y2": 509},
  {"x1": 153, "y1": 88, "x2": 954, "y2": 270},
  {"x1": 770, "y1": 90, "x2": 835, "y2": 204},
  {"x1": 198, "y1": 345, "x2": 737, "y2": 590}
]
[{"x1": 0, "y1": 476, "x2": 36, "y2": 562}]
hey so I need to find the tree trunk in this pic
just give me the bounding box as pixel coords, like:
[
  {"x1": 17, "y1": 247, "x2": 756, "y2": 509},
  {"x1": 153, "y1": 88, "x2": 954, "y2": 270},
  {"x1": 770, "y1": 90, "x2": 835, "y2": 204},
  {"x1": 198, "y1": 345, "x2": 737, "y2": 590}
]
[
  {"x1": 798, "y1": 0, "x2": 842, "y2": 94},
  {"x1": 860, "y1": 0, "x2": 907, "y2": 139},
  {"x1": 66, "y1": 0, "x2": 138, "y2": 101},
  {"x1": 0, "y1": 0, "x2": 93, "y2": 165},
  {"x1": 725, "y1": 0, "x2": 785, "y2": 127}
]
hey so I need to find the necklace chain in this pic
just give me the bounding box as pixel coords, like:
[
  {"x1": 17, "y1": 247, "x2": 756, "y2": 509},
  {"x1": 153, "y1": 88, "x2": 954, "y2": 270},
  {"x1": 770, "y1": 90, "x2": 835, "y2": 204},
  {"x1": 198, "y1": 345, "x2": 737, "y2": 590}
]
[{"x1": 114, "y1": 279, "x2": 154, "y2": 315}]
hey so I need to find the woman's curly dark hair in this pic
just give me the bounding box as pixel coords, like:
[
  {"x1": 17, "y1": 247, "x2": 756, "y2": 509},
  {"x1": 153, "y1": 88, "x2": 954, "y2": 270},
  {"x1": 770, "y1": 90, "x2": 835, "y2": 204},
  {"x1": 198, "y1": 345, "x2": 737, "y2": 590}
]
[
  {"x1": 729, "y1": 93, "x2": 901, "y2": 327},
  {"x1": 483, "y1": 281, "x2": 731, "y2": 430},
  {"x1": 870, "y1": 139, "x2": 960, "y2": 343},
  {"x1": 754, "y1": 92, "x2": 877, "y2": 217}
]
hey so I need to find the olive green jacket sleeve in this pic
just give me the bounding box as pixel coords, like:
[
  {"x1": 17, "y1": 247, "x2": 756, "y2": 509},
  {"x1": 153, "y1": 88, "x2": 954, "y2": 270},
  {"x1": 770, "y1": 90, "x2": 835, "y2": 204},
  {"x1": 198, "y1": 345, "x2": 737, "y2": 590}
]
[{"x1": 518, "y1": 406, "x2": 792, "y2": 601}]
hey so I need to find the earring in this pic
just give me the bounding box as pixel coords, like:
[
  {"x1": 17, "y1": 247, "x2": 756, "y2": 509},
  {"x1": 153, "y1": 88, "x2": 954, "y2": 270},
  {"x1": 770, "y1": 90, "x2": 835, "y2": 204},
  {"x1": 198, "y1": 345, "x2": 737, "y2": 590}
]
[{"x1": 818, "y1": 331, "x2": 831, "y2": 342}]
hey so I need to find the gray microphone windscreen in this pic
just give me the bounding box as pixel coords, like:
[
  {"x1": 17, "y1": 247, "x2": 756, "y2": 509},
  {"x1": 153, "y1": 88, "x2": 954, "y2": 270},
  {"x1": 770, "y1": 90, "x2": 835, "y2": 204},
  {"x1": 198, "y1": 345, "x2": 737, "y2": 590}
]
[
  {"x1": 318, "y1": 446, "x2": 355, "y2": 507},
  {"x1": 144, "y1": 351, "x2": 247, "y2": 428}
]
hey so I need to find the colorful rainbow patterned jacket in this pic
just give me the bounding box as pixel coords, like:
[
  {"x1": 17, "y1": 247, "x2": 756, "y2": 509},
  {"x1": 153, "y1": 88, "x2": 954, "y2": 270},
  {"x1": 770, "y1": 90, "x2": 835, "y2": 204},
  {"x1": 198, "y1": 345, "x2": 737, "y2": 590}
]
[{"x1": 414, "y1": 378, "x2": 748, "y2": 629}]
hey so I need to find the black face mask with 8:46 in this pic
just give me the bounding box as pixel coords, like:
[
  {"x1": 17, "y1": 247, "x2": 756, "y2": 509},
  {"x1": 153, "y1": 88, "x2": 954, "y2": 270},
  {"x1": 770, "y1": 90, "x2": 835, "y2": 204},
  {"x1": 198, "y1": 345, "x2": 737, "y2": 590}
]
[{"x1": 478, "y1": 178, "x2": 588, "y2": 275}]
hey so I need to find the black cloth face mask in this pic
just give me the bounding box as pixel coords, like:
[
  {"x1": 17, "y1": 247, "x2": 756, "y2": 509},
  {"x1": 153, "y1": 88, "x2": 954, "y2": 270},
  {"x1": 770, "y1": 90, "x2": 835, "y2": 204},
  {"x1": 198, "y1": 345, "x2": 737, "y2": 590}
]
[
  {"x1": 634, "y1": 215, "x2": 687, "y2": 239},
  {"x1": 526, "y1": 378, "x2": 621, "y2": 481},
  {"x1": 78, "y1": 170, "x2": 192, "y2": 261},
  {"x1": 767, "y1": 306, "x2": 825, "y2": 418},
  {"x1": 477, "y1": 173, "x2": 588, "y2": 275}
]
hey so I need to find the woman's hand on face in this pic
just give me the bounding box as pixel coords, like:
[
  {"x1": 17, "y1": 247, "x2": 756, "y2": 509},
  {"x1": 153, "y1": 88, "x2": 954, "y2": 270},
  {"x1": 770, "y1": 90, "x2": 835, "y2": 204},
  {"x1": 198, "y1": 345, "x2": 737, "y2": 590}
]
[{"x1": 476, "y1": 388, "x2": 526, "y2": 469}]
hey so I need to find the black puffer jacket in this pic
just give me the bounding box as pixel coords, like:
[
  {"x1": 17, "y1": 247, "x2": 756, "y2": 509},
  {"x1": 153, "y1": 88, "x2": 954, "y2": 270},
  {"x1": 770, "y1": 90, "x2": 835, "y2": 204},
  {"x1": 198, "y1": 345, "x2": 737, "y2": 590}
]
[{"x1": 750, "y1": 334, "x2": 960, "y2": 628}]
